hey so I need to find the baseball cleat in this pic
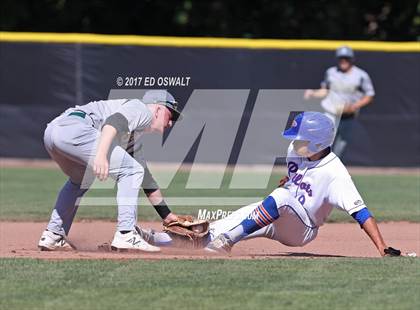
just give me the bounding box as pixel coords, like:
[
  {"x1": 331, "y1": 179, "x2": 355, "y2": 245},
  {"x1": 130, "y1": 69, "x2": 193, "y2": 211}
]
[
  {"x1": 38, "y1": 230, "x2": 76, "y2": 251},
  {"x1": 205, "y1": 234, "x2": 234, "y2": 254},
  {"x1": 111, "y1": 229, "x2": 161, "y2": 253}
]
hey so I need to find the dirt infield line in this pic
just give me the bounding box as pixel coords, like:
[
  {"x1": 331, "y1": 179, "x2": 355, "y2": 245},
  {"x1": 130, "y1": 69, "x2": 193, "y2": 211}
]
[{"x1": 0, "y1": 221, "x2": 418, "y2": 260}]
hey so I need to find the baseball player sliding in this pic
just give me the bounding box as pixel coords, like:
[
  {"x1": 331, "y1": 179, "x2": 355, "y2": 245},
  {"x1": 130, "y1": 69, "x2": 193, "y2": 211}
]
[
  {"x1": 38, "y1": 90, "x2": 182, "y2": 252},
  {"x1": 145, "y1": 112, "x2": 403, "y2": 257}
]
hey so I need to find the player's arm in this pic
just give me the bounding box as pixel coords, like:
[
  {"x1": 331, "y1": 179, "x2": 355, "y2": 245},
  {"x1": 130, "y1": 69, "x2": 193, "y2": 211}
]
[
  {"x1": 343, "y1": 95, "x2": 373, "y2": 114},
  {"x1": 304, "y1": 88, "x2": 328, "y2": 99},
  {"x1": 304, "y1": 69, "x2": 330, "y2": 99},
  {"x1": 94, "y1": 101, "x2": 148, "y2": 181},
  {"x1": 353, "y1": 95, "x2": 374, "y2": 109},
  {"x1": 94, "y1": 124, "x2": 117, "y2": 181},
  {"x1": 277, "y1": 142, "x2": 296, "y2": 188},
  {"x1": 351, "y1": 208, "x2": 401, "y2": 257},
  {"x1": 351, "y1": 208, "x2": 386, "y2": 256},
  {"x1": 329, "y1": 177, "x2": 400, "y2": 257},
  {"x1": 141, "y1": 164, "x2": 178, "y2": 225},
  {"x1": 344, "y1": 72, "x2": 375, "y2": 113},
  {"x1": 144, "y1": 188, "x2": 178, "y2": 225}
]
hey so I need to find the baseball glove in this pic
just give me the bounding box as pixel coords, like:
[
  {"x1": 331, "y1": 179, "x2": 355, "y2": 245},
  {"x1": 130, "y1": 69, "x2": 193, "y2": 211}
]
[
  {"x1": 163, "y1": 215, "x2": 210, "y2": 249},
  {"x1": 384, "y1": 247, "x2": 401, "y2": 257}
]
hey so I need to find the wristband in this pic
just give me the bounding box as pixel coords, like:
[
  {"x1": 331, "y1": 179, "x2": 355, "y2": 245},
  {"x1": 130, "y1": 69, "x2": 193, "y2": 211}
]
[
  {"x1": 143, "y1": 188, "x2": 159, "y2": 196},
  {"x1": 153, "y1": 200, "x2": 171, "y2": 219}
]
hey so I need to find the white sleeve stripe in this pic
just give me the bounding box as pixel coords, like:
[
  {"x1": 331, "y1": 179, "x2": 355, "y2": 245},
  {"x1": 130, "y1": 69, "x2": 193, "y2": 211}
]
[{"x1": 347, "y1": 204, "x2": 366, "y2": 215}]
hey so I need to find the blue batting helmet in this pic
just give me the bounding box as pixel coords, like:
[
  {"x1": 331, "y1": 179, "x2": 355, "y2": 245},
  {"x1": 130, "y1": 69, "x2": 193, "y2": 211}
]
[{"x1": 283, "y1": 112, "x2": 335, "y2": 153}]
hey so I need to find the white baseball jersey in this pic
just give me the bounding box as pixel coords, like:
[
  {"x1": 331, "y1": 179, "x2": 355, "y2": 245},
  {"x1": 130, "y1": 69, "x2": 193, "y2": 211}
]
[{"x1": 284, "y1": 143, "x2": 365, "y2": 227}]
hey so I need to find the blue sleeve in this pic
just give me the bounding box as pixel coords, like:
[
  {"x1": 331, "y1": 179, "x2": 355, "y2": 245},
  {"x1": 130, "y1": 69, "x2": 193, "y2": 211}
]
[{"x1": 351, "y1": 207, "x2": 372, "y2": 226}]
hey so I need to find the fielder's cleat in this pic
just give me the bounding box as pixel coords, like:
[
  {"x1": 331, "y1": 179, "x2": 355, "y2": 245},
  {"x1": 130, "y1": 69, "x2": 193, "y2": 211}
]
[
  {"x1": 205, "y1": 234, "x2": 234, "y2": 254},
  {"x1": 38, "y1": 230, "x2": 76, "y2": 251},
  {"x1": 111, "y1": 229, "x2": 161, "y2": 253}
]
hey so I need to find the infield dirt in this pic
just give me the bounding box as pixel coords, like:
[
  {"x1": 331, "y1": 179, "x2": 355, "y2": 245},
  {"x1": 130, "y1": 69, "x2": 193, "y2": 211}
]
[{"x1": 1, "y1": 221, "x2": 418, "y2": 260}]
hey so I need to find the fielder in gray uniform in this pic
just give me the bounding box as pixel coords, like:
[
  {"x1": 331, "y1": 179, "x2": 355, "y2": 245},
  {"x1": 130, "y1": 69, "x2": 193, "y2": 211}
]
[
  {"x1": 38, "y1": 90, "x2": 182, "y2": 252},
  {"x1": 304, "y1": 46, "x2": 375, "y2": 157}
]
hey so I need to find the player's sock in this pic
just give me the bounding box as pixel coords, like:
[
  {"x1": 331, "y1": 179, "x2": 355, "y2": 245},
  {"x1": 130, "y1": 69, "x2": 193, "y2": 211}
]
[
  {"x1": 224, "y1": 196, "x2": 279, "y2": 243},
  {"x1": 47, "y1": 179, "x2": 88, "y2": 235}
]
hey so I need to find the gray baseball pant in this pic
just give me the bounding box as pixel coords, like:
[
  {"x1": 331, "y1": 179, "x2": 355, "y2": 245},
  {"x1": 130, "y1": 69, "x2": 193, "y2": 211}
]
[{"x1": 43, "y1": 114, "x2": 145, "y2": 235}]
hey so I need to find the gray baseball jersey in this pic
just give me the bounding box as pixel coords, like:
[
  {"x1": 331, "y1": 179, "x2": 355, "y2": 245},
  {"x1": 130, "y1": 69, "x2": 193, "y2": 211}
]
[
  {"x1": 70, "y1": 98, "x2": 152, "y2": 132},
  {"x1": 54, "y1": 98, "x2": 152, "y2": 155},
  {"x1": 74, "y1": 98, "x2": 157, "y2": 188},
  {"x1": 320, "y1": 66, "x2": 375, "y2": 114}
]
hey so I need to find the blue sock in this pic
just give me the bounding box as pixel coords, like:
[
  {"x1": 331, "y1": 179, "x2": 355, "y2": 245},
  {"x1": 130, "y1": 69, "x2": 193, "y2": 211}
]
[
  {"x1": 47, "y1": 179, "x2": 88, "y2": 235},
  {"x1": 225, "y1": 196, "x2": 279, "y2": 243}
]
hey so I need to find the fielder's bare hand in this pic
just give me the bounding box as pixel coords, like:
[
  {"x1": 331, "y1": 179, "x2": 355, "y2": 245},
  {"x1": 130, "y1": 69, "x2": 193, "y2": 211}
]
[
  {"x1": 93, "y1": 125, "x2": 117, "y2": 181},
  {"x1": 163, "y1": 213, "x2": 179, "y2": 226},
  {"x1": 93, "y1": 155, "x2": 109, "y2": 181}
]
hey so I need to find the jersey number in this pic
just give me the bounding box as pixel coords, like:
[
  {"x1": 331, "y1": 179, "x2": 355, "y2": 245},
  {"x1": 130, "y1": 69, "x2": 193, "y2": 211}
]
[{"x1": 298, "y1": 195, "x2": 305, "y2": 205}]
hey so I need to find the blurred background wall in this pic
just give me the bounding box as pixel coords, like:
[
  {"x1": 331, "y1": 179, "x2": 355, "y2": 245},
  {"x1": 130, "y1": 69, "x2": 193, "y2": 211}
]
[
  {"x1": 0, "y1": 0, "x2": 419, "y2": 166},
  {"x1": 0, "y1": 37, "x2": 418, "y2": 166}
]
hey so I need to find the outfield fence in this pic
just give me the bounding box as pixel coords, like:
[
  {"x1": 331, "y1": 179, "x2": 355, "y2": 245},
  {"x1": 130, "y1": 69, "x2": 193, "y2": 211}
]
[{"x1": 0, "y1": 32, "x2": 419, "y2": 166}]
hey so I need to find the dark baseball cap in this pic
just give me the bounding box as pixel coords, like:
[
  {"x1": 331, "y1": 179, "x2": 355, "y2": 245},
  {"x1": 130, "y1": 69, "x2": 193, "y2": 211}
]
[{"x1": 142, "y1": 90, "x2": 183, "y2": 121}]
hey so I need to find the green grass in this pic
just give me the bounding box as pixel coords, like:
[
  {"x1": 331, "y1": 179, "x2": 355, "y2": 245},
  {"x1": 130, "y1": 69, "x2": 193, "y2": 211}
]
[
  {"x1": 0, "y1": 258, "x2": 419, "y2": 310},
  {"x1": 0, "y1": 167, "x2": 419, "y2": 222},
  {"x1": 1, "y1": 169, "x2": 419, "y2": 310}
]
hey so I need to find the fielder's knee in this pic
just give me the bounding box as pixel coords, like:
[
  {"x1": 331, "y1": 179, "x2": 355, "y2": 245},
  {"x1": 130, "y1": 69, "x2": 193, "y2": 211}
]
[{"x1": 122, "y1": 163, "x2": 144, "y2": 189}]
